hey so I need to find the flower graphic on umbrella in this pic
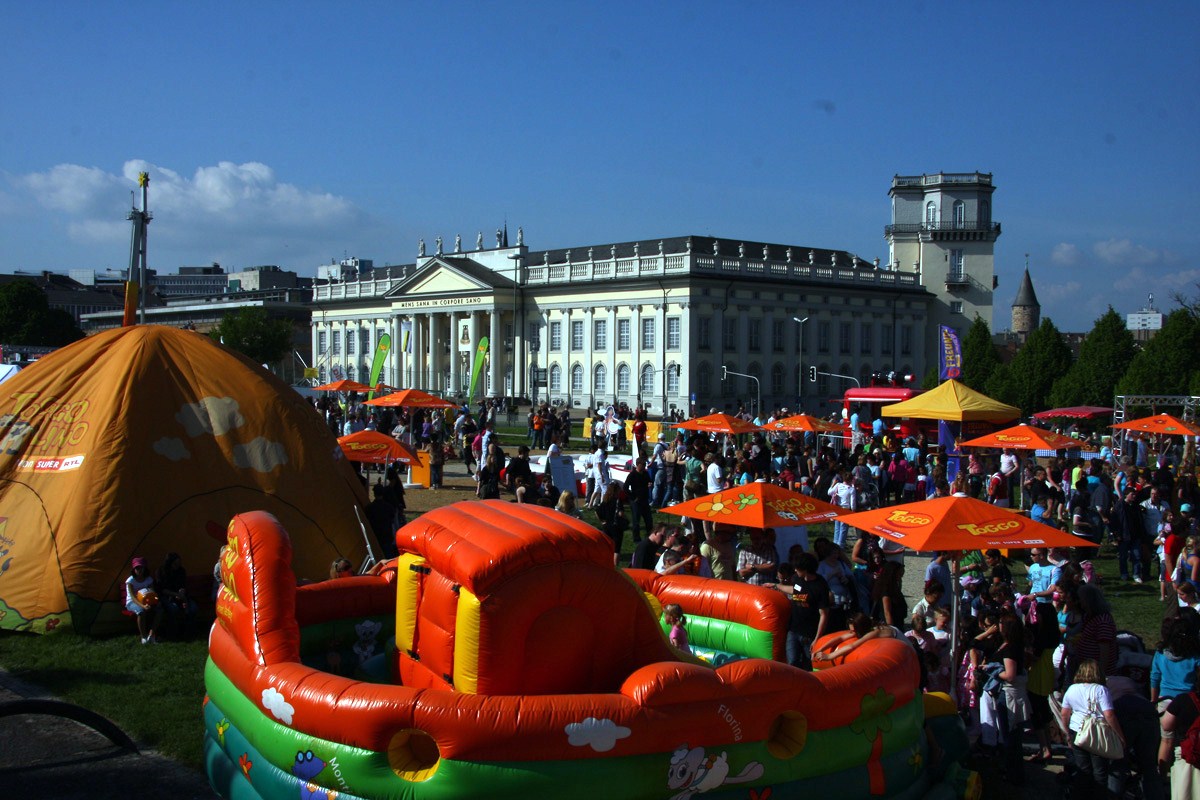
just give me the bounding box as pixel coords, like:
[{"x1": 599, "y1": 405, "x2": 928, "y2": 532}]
[
  {"x1": 696, "y1": 493, "x2": 735, "y2": 518},
  {"x1": 735, "y1": 493, "x2": 759, "y2": 511}
]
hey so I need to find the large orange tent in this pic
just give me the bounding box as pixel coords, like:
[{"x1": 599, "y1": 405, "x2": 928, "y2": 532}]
[
  {"x1": 666, "y1": 482, "x2": 844, "y2": 527},
  {"x1": 759, "y1": 413, "x2": 844, "y2": 434},
  {"x1": 313, "y1": 379, "x2": 372, "y2": 393},
  {"x1": 881, "y1": 379, "x2": 1019, "y2": 423},
  {"x1": 0, "y1": 326, "x2": 373, "y2": 635}
]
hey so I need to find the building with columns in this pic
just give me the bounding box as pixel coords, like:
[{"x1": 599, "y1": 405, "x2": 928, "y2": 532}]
[{"x1": 312, "y1": 236, "x2": 942, "y2": 417}]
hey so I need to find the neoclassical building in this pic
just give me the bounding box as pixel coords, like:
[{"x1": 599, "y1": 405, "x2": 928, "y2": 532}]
[{"x1": 312, "y1": 174, "x2": 998, "y2": 415}]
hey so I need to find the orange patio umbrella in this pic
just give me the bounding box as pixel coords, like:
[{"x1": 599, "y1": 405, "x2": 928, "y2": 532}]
[
  {"x1": 314, "y1": 379, "x2": 372, "y2": 393},
  {"x1": 363, "y1": 389, "x2": 459, "y2": 409},
  {"x1": 837, "y1": 495, "x2": 1090, "y2": 552},
  {"x1": 674, "y1": 413, "x2": 760, "y2": 435},
  {"x1": 337, "y1": 430, "x2": 420, "y2": 465},
  {"x1": 759, "y1": 413, "x2": 844, "y2": 434},
  {"x1": 665, "y1": 482, "x2": 845, "y2": 527},
  {"x1": 1113, "y1": 413, "x2": 1200, "y2": 436},
  {"x1": 960, "y1": 423, "x2": 1080, "y2": 451}
]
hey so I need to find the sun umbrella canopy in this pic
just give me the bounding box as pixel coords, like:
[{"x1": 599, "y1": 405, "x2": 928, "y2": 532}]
[
  {"x1": 363, "y1": 389, "x2": 458, "y2": 409},
  {"x1": 666, "y1": 482, "x2": 844, "y2": 527},
  {"x1": 674, "y1": 413, "x2": 760, "y2": 435},
  {"x1": 337, "y1": 430, "x2": 420, "y2": 464},
  {"x1": 759, "y1": 414, "x2": 844, "y2": 434},
  {"x1": 837, "y1": 496, "x2": 1091, "y2": 551},
  {"x1": 881, "y1": 379, "x2": 1019, "y2": 423},
  {"x1": 1030, "y1": 406, "x2": 1114, "y2": 421},
  {"x1": 1113, "y1": 413, "x2": 1200, "y2": 436},
  {"x1": 960, "y1": 423, "x2": 1080, "y2": 451},
  {"x1": 313, "y1": 379, "x2": 372, "y2": 393}
]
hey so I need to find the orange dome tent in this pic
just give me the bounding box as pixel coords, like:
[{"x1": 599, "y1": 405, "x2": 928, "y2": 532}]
[{"x1": 0, "y1": 326, "x2": 373, "y2": 635}]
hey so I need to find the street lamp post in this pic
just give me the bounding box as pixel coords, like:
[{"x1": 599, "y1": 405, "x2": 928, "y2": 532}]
[{"x1": 793, "y1": 316, "x2": 809, "y2": 412}]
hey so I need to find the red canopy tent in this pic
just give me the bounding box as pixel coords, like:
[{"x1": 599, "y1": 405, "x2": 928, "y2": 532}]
[{"x1": 1030, "y1": 406, "x2": 1114, "y2": 421}]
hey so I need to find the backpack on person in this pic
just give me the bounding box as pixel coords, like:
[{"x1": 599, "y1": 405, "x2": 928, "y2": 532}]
[{"x1": 1180, "y1": 693, "x2": 1200, "y2": 768}]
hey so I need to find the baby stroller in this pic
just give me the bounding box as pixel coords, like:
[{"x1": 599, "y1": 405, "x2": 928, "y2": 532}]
[{"x1": 856, "y1": 479, "x2": 881, "y2": 511}]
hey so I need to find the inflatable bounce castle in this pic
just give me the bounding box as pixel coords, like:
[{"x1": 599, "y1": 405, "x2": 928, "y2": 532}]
[{"x1": 204, "y1": 501, "x2": 976, "y2": 799}]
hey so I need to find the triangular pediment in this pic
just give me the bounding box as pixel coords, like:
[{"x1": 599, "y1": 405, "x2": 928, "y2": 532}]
[{"x1": 386, "y1": 257, "x2": 503, "y2": 298}]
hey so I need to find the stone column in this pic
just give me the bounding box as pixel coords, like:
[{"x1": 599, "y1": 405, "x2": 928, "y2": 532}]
[
  {"x1": 467, "y1": 310, "x2": 481, "y2": 403},
  {"x1": 631, "y1": 305, "x2": 643, "y2": 409},
  {"x1": 391, "y1": 314, "x2": 403, "y2": 388},
  {"x1": 583, "y1": 307, "x2": 594, "y2": 412},
  {"x1": 448, "y1": 310, "x2": 460, "y2": 398},
  {"x1": 429, "y1": 313, "x2": 443, "y2": 393},
  {"x1": 488, "y1": 308, "x2": 501, "y2": 398},
  {"x1": 654, "y1": 301, "x2": 667, "y2": 414},
  {"x1": 412, "y1": 314, "x2": 425, "y2": 389},
  {"x1": 606, "y1": 305, "x2": 618, "y2": 407}
]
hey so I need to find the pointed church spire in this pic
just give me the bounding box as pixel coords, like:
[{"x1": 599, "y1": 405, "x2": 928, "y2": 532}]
[
  {"x1": 1013, "y1": 267, "x2": 1040, "y2": 308},
  {"x1": 501, "y1": 222, "x2": 509, "y2": 249}
]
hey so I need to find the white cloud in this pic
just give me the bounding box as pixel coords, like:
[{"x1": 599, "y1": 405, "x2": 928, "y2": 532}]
[
  {"x1": 153, "y1": 437, "x2": 191, "y2": 461},
  {"x1": 1092, "y1": 238, "x2": 1176, "y2": 268},
  {"x1": 1035, "y1": 281, "x2": 1082, "y2": 305},
  {"x1": 261, "y1": 687, "x2": 294, "y2": 725},
  {"x1": 1050, "y1": 243, "x2": 1081, "y2": 267},
  {"x1": 16, "y1": 159, "x2": 367, "y2": 265},
  {"x1": 564, "y1": 717, "x2": 631, "y2": 752},
  {"x1": 176, "y1": 397, "x2": 245, "y2": 437},
  {"x1": 1114, "y1": 266, "x2": 1200, "y2": 294},
  {"x1": 234, "y1": 437, "x2": 289, "y2": 472}
]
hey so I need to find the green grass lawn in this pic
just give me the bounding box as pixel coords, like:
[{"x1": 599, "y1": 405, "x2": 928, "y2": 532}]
[{"x1": 0, "y1": 513, "x2": 1170, "y2": 776}]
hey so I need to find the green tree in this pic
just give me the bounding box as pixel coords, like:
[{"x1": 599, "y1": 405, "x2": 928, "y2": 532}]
[
  {"x1": 1048, "y1": 308, "x2": 1137, "y2": 408},
  {"x1": 0, "y1": 280, "x2": 84, "y2": 346},
  {"x1": 960, "y1": 315, "x2": 1000, "y2": 392},
  {"x1": 1116, "y1": 308, "x2": 1200, "y2": 396},
  {"x1": 920, "y1": 366, "x2": 939, "y2": 389},
  {"x1": 985, "y1": 318, "x2": 1072, "y2": 414},
  {"x1": 210, "y1": 308, "x2": 293, "y2": 366}
]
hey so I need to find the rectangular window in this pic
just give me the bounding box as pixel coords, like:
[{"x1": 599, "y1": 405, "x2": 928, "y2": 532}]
[
  {"x1": 901, "y1": 324, "x2": 913, "y2": 355},
  {"x1": 860, "y1": 323, "x2": 872, "y2": 354},
  {"x1": 641, "y1": 318, "x2": 655, "y2": 350},
  {"x1": 318, "y1": 331, "x2": 328, "y2": 354},
  {"x1": 748, "y1": 319, "x2": 761, "y2": 350},
  {"x1": 722, "y1": 317, "x2": 737, "y2": 350},
  {"x1": 360, "y1": 329, "x2": 370, "y2": 354},
  {"x1": 527, "y1": 322, "x2": 541, "y2": 352},
  {"x1": 772, "y1": 320, "x2": 785, "y2": 352},
  {"x1": 571, "y1": 320, "x2": 584, "y2": 351},
  {"x1": 331, "y1": 330, "x2": 341, "y2": 352},
  {"x1": 667, "y1": 317, "x2": 681, "y2": 350},
  {"x1": 881, "y1": 325, "x2": 894, "y2": 355},
  {"x1": 594, "y1": 319, "x2": 607, "y2": 350},
  {"x1": 667, "y1": 365, "x2": 680, "y2": 395},
  {"x1": 949, "y1": 249, "x2": 964, "y2": 281},
  {"x1": 817, "y1": 321, "x2": 830, "y2": 353},
  {"x1": 617, "y1": 319, "x2": 631, "y2": 351},
  {"x1": 950, "y1": 301, "x2": 963, "y2": 314},
  {"x1": 839, "y1": 322, "x2": 852, "y2": 354},
  {"x1": 550, "y1": 321, "x2": 562, "y2": 351},
  {"x1": 698, "y1": 317, "x2": 711, "y2": 350},
  {"x1": 347, "y1": 329, "x2": 356, "y2": 355}
]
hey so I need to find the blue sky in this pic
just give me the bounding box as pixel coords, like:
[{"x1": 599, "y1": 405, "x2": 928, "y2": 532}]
[{"x1": 2, "y1": 2, "x2": 1197, "y2": 331}]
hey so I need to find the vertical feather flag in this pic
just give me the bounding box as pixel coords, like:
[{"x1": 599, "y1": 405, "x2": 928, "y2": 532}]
[{"x1": 467, "y1": 337, "x2": 489, "y2": 401}]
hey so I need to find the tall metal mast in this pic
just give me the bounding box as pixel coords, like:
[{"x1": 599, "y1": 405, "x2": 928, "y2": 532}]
[{"x1": 126, "y1": 172, "x2": 152, "y2": 323}]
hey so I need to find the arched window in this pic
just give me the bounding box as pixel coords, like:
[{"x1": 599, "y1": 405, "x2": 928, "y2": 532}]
[
  {"x1": 571, "y1": 364, "x2": 584, "y2": 393},
  {"x1": 594, "y1": 363, "x2": 607, "y2": 396},
  {"x1": 980, "y1": 200, "x2": 990, "y2": 225},
  {"x1": 617, "y1": 364, "x2": 631, "y2": 395},
  {"x1": 318, "y1": 367, "x2": 327, "y2": 383},
  {"x1": 550, "y1": 364, "x2": 562, "y2": 393},
  {"x1": 953, "y1": 200, "x2": 965, "y2": 229},
  {"x1": 771, "y1": 363, "x2": 785, "y2": 396},
  {"x1": 925, "y1": 200, "x2": 938, "y2": 227},
  {"x1": 667, "y1": 363, "x2": 680, "y2": 395},
  {"x1": 640, "y1": 363, "x2": 655, "y2": 395},
  {"x1": 346, "y1": 366, "x2": 356, "y2": 381}
]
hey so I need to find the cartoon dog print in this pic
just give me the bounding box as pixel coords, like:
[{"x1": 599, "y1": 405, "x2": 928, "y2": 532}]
[{"x1": 667, "y1": 744, "x2": 764, "y2": 799}]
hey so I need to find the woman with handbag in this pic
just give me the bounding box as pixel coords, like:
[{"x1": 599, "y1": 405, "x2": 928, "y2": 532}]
[{"x1": 1061, "y1": 658, "x2": 1126, "y2": 796}]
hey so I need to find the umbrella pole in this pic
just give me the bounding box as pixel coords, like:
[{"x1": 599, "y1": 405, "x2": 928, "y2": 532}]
[{"x1": 949, "y1": 556, "x2": 961, "y2": 705}]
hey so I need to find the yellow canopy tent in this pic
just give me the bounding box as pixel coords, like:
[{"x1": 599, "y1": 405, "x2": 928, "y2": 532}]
[
  {"x1": 0, "y1": 326, "x2": 373, "y2": 634},
  {"x1": 881, "y1": 379, "x2": 1020, "y2": 423}
]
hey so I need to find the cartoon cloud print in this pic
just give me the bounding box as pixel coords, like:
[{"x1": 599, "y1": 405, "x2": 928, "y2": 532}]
[
  {"x1": 261, "y1": 686, "x2": 294, "y2": 725},
  {"x1": 153, "y1": 436, "x2": 191, "y2": 461},
  {"x1": 234, "y1": 437, "x2": 289, "y2": 472},
  {"x1": 564, "y1": 717, "x2": 631, "y2": 752},
  {"x1": 177, "y1": 396, "x2": 245, "y2": 437}
]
